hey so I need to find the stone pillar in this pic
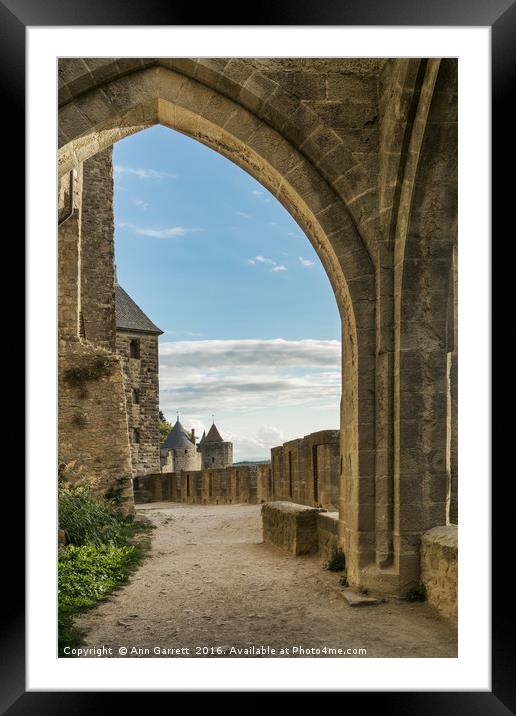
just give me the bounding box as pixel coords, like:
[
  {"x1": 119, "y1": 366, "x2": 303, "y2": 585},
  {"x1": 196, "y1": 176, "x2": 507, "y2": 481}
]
[
  {"x1": 392, "y1": 59, "x2": 457, "y2": 592},
  {"x1": 58, "y1": 154, "x2": 134, "y2": 515},
  {"x1": 80, "y1": 147, "x2": 116, "y2": 351},
  {"x1": 448, "y1": 244, "x2": 458, "y2": 524},
  {"x1": 58, "y1": 211, "x2": 81, "y2": 339},
  {"x1": 151, "y1": 474, "x2": 163, "y2": 502}
]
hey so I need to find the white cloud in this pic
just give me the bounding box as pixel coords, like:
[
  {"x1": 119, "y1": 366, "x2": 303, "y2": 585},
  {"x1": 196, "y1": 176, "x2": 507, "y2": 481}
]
[
  {"x1": 299, "y1": 256, "x2": 315, "y2": 267},
  {"x1": 133, "y1": 199, "x2": 149, "y2": 211},
  {"x1": 118, "y1": 222, "x2": 200, "y2": 239},
  {"x1": 251, "y1": 189, "x2": 271, "y2": 203},
  {"x1": 114, "y1": 165, "x2": 176, "y2": 180},
  {"x1": 159, "y1": 339, "x2": 341, "y2": 415},
  {"x1": 222, "y1": 427, "x2": 287, "y2": 460},
  {"x1": 249, "y1": 255, "x2": 288, "y2": 272},
  {"x1": 237, "y1": 211, "x2": 252, "y2": 219},
  {"x1": 256, "y1": 425, "x2": 284, "y2": 444}
]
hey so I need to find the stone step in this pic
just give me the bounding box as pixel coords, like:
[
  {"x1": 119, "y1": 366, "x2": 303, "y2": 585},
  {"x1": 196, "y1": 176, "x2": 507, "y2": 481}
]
[{"x1": 340, "y1": 589, "x2": 381, "y2": 607}]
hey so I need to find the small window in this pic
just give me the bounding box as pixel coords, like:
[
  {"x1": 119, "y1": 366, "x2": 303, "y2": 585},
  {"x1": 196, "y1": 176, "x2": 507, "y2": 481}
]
[
  {"x1": 129, "y1": 339, "x2": 140, "y2": 359},
  {"x1": 212, "y1": 457, "x2": 215, "y2": 464},
  {"x1": 132, "y1": 428, "x2": 140, "y2": 444},
  {"x1": 185, "y1": 449, "x2": 188, "y2": 454},
  {"x1": 131, "y1": 389, "x2": 140, "y2": 404}
]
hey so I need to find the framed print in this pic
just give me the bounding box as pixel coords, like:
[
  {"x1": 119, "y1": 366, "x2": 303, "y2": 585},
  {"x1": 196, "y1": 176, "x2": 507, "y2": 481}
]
[{"x1": 5, "y1": 0, "x2": 509, "y2": 708}]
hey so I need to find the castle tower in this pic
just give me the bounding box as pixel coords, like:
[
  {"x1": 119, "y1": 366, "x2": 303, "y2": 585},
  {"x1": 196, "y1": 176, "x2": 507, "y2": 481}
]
[
  {"x1": 200, "y1": 422, "x2": 233, "y2": 469},
  {"x1": 115, "y1": 283, "x2": 163, "y2": 476},
  {"x1": 161, "y1": 418, "x2": 201, "y2": 473}
]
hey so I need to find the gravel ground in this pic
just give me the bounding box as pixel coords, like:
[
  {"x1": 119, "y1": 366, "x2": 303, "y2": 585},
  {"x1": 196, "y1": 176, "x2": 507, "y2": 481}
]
[{"x1": 74, "y1": 503, "x2": 457, "y2": 658}]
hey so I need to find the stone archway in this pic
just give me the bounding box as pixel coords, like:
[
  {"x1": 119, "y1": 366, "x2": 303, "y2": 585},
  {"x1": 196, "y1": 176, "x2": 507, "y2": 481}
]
[{"x1": 58, "y1": 58, "x2": 458, "y2": 596}]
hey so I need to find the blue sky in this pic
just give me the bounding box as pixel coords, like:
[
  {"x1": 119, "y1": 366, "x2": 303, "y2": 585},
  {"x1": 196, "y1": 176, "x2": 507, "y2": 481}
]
[{"x1": 114, "y1": 125, "x2": 341, "y2": 460}]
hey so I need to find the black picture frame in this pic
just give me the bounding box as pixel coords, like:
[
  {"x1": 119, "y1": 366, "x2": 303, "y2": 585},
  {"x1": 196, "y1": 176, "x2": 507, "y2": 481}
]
[{"x1": 7, "y1": 0, "x2": 509, "y2": 710}]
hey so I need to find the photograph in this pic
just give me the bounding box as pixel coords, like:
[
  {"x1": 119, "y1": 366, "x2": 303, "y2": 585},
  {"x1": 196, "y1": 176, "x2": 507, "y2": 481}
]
[
  {"x1": 11, "y1": 9, "x2": 502, "y2": 704},
  {"x1": 57, "y1": 56, "x2": 459, "y2": 660}
]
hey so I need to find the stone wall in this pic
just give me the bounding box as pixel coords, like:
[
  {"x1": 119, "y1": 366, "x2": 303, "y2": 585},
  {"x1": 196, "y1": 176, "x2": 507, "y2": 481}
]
[
  {"x1": 420, "y1": 525, "x2": 458, "y2": 625},
  {"x1": 80, "y1": 148, "x2": 116, "y2": 350},
  {"x1": 256, "y1": 464, "x2": 273, "y2": 503},
  {"x1": 317, "y1": 511, "x2": 340, "y2": 561},
  {"x1": 116, "y1": 331, "x2": 161, "y2": 476},
  {"x1": 200, "y1": 441, "x2": 233, "y2": 469},
  {"x1": 161, "y1": 445, "x2": 201, "y2": 473},
  {"x1": 262, "y1": 502, "x2": 322, "y2": 555},
  {"x1": 58, "y1": 338, "x2": 134, "y2": 513},
  {"x1": 134, "y1": 463, "x2": 268, "y2": 505},
  {"x1": 270, "y1": 431, "x2": 340, "y2": 510},
  {"x1": 58, "y1": 57, "x2": 458, "y2": 596}
]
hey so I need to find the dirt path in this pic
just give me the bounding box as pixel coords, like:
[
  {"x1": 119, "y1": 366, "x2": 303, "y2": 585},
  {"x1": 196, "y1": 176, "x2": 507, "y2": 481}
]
[{"x1": 75, "y1": 503, "x2": 457, "y2": 658}]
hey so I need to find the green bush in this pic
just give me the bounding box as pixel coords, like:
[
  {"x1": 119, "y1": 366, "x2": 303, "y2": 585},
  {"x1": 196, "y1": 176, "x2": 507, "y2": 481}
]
[
  {"x1": 57, "y1": 465, "x2": 154, "y2": 655},
  {"x1": 324, "y1": 547, "x2": 346, "y2": 572},
  {"x1": 58, "y1": 480, "x2": 131, "y2": 547},
  {"x1": 59, "y1": 543, "x2": 136, "y2": 611}
]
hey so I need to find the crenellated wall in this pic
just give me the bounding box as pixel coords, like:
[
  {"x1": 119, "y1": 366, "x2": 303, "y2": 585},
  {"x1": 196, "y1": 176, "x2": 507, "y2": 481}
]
[
  {"x1": 271, "y1": 431, "x2": 340, "y2": 510},
  {"x1": 134, "y1": 464, "x2": 266, "y2": 505}
]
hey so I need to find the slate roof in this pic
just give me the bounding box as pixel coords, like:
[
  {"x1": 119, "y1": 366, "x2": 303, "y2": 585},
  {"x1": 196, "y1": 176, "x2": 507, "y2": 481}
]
[
  {"x1": 204, "y1": 423, "x2": 224, "y2": 443},
  {"x1": 115, "y1": 284, "x2": 163, "y2": 335},
  {"x1": 162, "y1": 419, "x2": 195, "y2": 450}
]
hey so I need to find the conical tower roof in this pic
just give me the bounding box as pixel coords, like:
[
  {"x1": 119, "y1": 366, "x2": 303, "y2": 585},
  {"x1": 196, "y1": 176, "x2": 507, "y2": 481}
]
[
  {"x1": 198, "y1": 430, "x2": 206, "y2": 446},
  {"x1": 204, "y1": 423, "x2": 224, "y2": 443},
  {"x1": 162, "y1": 419, "x2": 195, "y2": 450}
]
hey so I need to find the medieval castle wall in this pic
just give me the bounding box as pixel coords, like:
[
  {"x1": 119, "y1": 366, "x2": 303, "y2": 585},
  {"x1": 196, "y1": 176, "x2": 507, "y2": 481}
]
[
  {"x1": 200, "y1": 441, "x2": 233, "y2": 469},
  {"x1": 136, "y1": 430, "x2": 339, "y2": 510},
  {"x1": 135, "y1": 463, "x2": 268, "y2": 506},
  {"x1": 161, "y1": 445, "x2": 201, "y2": 473},
  {"x1": 59, "y1": 58, "x2": 458, "y2": 595},
  {"x1": 58, "y1": 151, "x2": 134, "y2": 512},
  {"x1": 116, "y1": 330, "x2": 161, "y2": 476},
  {"x1": 271, "y1": 431, "x2": 340, "y2": 511}
]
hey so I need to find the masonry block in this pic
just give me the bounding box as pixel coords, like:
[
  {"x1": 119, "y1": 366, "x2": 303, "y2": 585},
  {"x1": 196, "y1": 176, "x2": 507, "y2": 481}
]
[
  {"x1": 420, "y1": 525, "x2": 457, "y2": 625},
  {"x1": 262, "y1": 501, "x2": 322, "y2": 555}
]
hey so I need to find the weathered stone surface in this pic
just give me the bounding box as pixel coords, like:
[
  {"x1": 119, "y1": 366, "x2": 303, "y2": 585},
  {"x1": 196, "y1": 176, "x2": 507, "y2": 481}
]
[
  {"x1": 317, "y1": 511, "x2": 340, "y2": 560},
  {"x1": 116, "y1": 331, "x2": 161, "y2": 476},
  {"x1": 340, "y1": 589, "x2": 381, "y2": 607},
  {"x1": 134, "y1": 464, "x2": 266, "y2": 506},
  {"x1": 262, "y1": 502, "x2": 322, "y2": 555},
  {"x1": 271, "y1": 430, "x2": 339, "y2": 510},
  {"x1": 420, "y1": 525, "x2": 458, "y2": 625}
]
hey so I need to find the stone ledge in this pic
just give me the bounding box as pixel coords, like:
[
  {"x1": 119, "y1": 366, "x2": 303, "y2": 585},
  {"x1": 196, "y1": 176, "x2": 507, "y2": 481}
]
[
  {"x1": 420, "y1": 524, "x2": 458, "y2": 626},
  {"x1": 262, "y1": 501, "x2": 322, "y2": 555},
  {"x1": 341, "y1": 588, "x2": 381, "y2": 607},
  {"x1": 317, "y1": 511, "x2": 340, "y2": 560},
  {"x1": 421, "y1": 524, "x2": 458, "y2": 550}
]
